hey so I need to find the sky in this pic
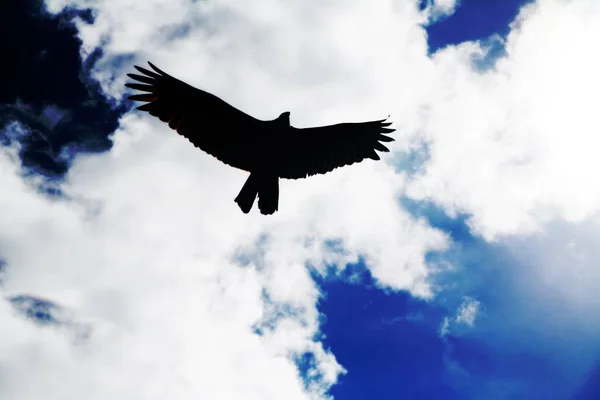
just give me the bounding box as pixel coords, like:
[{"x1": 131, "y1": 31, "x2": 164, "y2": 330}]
[{"x1": 1, "y1": 0, "x2": 599, "y2": 399}]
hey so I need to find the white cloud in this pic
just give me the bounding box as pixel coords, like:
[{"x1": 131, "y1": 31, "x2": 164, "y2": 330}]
[
  {"x1": 4, "y1": 0, "x2": 599, "y2": 397},
  {"x1": 38, "y1": 0, "x2": 450, "y2": 294},
  {"x1": 455, "y1": 296, "x2": 480, "y2": 327},
  {"x1": 0, "y1": 135, "x2": 340, "y2": 400},
  {"x1": 439, "y1": 296, "x2": 480, "y2": 337},
  {"x1": 424, "y1": 0, "x2": 460, "y2": 22},
  {"x1": 1, "y1": 1, "x2": 451, "y2": 398},
  {"x1": 0, "y1": 113, "x2": 442, "y2": 400},
  {"x1": 406, "y1": 0, "x2": 600, "y2": 240}
]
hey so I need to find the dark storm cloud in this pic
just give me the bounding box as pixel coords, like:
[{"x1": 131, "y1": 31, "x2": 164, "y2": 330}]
[{"x1": 0, "y1": 0, "x2": 127, "y2": 178}]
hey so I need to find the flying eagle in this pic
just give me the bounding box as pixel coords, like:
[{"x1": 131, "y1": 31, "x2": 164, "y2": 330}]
[{"x1": 125, "y1": 62, "x2": 395, "y2": 215}]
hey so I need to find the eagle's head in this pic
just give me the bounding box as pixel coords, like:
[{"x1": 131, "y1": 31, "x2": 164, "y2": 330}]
[{"x1": 275, "y1": 111, "x2": 291, "y2": 127}]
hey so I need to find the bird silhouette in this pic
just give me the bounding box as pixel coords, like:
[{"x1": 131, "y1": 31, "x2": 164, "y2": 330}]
[{"x1": 125, "y1": 62, "x2": 395, "y2": 215}]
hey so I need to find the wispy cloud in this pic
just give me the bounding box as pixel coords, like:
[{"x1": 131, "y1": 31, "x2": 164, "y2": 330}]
[
  {"x1": 424, "y1": 0, "x2": 461, "y2": 23},
  {"x1": 439, "y1": 296, "x2": 480, "y2": 337}
]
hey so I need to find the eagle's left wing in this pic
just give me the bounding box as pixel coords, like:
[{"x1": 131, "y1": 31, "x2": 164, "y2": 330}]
[{"x1": 276, "y1": 117, "x2": 395, "y2": 179}]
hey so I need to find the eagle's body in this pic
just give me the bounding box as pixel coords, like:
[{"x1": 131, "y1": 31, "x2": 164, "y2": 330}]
[{"x1": 125, "y1": 62, "x2": 395, "y2": 215}]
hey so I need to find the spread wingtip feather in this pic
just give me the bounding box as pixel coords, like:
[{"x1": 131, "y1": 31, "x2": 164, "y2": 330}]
[
  {"x1": 124, "y1": 83, "x2": 155, "y2": 92},
  {"x1": 127, "y1": 73, "x2": 155, "y2": 84},
  {"x1": 128, "y1": 94, "x2": 156, "y2": 102},
  {"x1": 136, "y1": 103, "x2": 153, "y2": 112},
  {"x1": 147, "y1": 61, "x2": 166, "y2": 75},
  {"x1": 134, "y1": 65, "x2": 161, "y2": 79}
]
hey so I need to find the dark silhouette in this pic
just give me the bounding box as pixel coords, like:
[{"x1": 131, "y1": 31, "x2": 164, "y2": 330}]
[{"x1": 125, "y1": 62, "x2": 395, "y2": 215}]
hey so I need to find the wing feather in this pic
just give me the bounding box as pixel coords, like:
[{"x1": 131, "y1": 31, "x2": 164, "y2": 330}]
[
  {"x1": 277, "y1": 118, "x2": 395, "y2": 179},
  {"x1": 125, "y1": 62, "x2": 264, "y2": 169}
]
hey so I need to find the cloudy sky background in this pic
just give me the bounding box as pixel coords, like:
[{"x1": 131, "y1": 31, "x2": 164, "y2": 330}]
[{"x1": 1, "y1": 0, "x2": 599, "y2": 398}]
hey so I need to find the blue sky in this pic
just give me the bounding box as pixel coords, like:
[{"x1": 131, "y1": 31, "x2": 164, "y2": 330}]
[
  {"x1": 1, "y1": 0, "x2": 599, "y2": 399},
  {"x1": 423, "y1": 0, "x2": 533, "y2": 52},
  {"x1": 316, "y1": 209, "x2": 587, "y2": 399}
]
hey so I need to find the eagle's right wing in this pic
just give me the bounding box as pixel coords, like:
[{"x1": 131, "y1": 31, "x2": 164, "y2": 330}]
[{"x1": 125, "y1": 62, "x2": 263, "y2": 168}]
